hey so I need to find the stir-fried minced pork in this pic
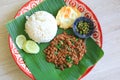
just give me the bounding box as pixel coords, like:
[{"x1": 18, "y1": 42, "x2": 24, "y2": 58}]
[{"x1": 44, "y1": 32, "x2": 86, "y2": 70}]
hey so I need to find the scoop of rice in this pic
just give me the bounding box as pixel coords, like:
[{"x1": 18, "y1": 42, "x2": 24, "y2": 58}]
[{"x1": 25, "y1": 11, "x2": 58, "y2": 43}]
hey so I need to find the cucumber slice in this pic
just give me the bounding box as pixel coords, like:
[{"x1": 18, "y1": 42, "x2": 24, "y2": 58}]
[
  {"x1": 23, "y1": 40, "x2": 40, "y2": 54},
  {"x1": 16, "y1": 35, "x2": 26, "y2": 49}
]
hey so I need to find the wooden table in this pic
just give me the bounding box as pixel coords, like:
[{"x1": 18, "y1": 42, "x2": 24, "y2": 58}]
[{"x1": 0, "y1": 0, "x2": 120, "y2": 80}]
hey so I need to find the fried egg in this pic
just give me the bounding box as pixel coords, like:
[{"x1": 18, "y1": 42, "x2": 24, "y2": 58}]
[{"x1": 56, "y1": 6, "x2": 81, "y2": 29}]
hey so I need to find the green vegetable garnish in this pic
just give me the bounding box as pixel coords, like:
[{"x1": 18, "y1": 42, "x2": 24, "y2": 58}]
[
  {"x1": 77, "y1": 21, "x2": 90, "y2": 35},
  {"x1": 55, "y1": 45, "x2": 61, "y2": 50},
  {"x1": 66, "y1": 55, "x2": 72, "y2": 63},
  {"x1": 55, "y1": 41, "x2": 63, "y2": 50},
  {"x1": 54, "y1": 51, "x2": 58, "y2": 55},
  {"x1": 60, "y1": 40, "x2": 64, "y2": 44},
  {"x1": 67, "y1": 46, "x2": 71, "y2": 51},
  {"x1": 70, "y1": 39, "x2": 75, "y2": 45},
  {"x1": 76, "y1": 38, "x2": 79, "y2": 41}
]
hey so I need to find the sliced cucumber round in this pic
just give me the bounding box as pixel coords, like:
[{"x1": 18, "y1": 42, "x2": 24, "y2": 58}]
[
  {"x1": 22, "y1": 40, "x2": 40, "y2": 54},
  {"x1": 16, "y1": 35, "x2": 26, "y2": 49}
]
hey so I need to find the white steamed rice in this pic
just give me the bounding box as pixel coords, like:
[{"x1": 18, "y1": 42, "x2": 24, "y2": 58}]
[{"x1": 25, "y1": 11, "x2": 58, "y2": 43}]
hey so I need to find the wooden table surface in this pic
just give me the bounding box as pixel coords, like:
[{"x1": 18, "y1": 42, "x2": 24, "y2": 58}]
[{"x1": 0, "y1": 0, "x2": 120, "y2": 80}]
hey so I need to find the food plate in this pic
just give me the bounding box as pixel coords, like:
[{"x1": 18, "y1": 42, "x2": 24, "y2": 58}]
[{"x1": 8, "y1": 0, "x2": 102, "y2": 79}]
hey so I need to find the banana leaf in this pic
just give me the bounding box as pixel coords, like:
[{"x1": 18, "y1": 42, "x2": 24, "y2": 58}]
[{"x1": 6, "y1": 0, "x2": 104, "y2": 80}]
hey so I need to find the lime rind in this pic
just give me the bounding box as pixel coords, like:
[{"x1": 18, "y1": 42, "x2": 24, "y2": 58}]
[{"x1": 16, "y1": 35, "x2": 26, "y2": 49}]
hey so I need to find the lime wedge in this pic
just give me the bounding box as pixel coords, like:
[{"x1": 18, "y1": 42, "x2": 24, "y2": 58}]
[
  {"x1": 16, "y1": 35, "x2": 26, "y2": 49},
  {"x1": 23, "y1": 40, "x2": 40, "y2": 54}
]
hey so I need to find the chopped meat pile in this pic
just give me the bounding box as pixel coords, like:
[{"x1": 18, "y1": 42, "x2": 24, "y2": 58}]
[{"x1": 44, "y1": 32, "x2": 86, "y2": 70}]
